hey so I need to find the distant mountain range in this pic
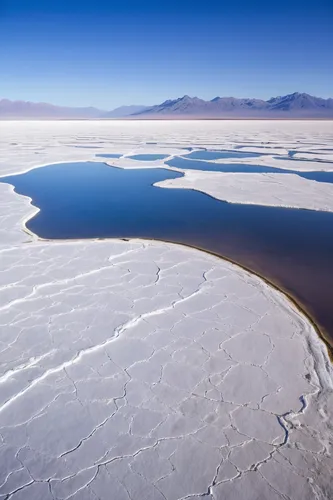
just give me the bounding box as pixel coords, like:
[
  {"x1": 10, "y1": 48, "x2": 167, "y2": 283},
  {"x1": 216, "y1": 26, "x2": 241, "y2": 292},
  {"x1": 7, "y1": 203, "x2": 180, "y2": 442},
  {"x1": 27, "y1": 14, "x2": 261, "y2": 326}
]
[
  {"x1": 133, "y1": 93, "x2": 333, "y2": 118},
  {"x1": 103, "y1": 105, "x2": 148, "y2": 118},
  {"x1": 1, "y1": 93, "x2": 333, "y2": 119},
  {"x1": 0, "y1": 99, "x2": 104, "y2": 119}
]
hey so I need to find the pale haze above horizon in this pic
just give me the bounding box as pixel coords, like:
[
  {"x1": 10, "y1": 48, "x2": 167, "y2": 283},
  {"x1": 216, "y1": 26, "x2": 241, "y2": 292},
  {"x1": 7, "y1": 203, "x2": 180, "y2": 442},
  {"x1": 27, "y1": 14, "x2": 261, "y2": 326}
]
[{"x1": 0, "y1": 0, "x2": 332, "y2": 109}]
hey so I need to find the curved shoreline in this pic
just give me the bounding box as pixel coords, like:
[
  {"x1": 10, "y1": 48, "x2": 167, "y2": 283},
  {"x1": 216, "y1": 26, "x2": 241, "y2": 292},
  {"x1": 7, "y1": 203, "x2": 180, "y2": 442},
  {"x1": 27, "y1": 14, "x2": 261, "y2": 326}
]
[
  {"x1": 0, "y1": 236, "x2": 331, "y2": 499},
  {"x1": 1, "y1": 164, "x2": 332, "y2": 358},
  {"x1": 3, "y1": 155, "x2": 333, "y2": 213},
  {"x1": 154, "y1": 170, "x2": 333, "y2": 213},
  {"x1": 41, "y1": 232, "x2": 333, "y2": 359},
  {"x1": 1, "y1": 122, "x2": 333, "y2": 498}
]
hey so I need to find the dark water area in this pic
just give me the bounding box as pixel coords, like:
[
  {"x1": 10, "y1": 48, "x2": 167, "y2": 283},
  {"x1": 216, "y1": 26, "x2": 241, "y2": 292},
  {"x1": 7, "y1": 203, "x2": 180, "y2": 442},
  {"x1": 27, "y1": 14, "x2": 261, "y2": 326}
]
[
  {"x1": 167, "y1": 157, "x2": 333, "y2": 185},
  {"x1": 185, "y1": 150, "x2": 262, "y2": 160},
  {"x1": 1, "y1": 161, "x2": 333, "y2": 346}
]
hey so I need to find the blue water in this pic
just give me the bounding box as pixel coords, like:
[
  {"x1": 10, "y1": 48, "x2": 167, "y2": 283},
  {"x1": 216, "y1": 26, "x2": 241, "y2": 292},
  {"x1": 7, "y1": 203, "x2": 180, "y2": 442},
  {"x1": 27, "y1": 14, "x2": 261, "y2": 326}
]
[
  {"x1": 297, "y1": 171, "x2": 333, "y2": 184},
  {"x1": 1, "y1": 160, "x2": 333, "y2": 345},
  {"x1": 275, "y1": 155, "x2": 333, "y2": 165},
  {"x1": 129, "y1": 154, "x2": 169, "y2": 161},
  {"x1": 95, "y1": 150, "x2": 333, "y2": 185},
  {"x1": 184, "y1": 150, "x2": 262, "y2": 160},
  {"x1": 167, "y1": 157, "x2": 288, "y2": 174},
  {"x1": 167, "y1": 157, "x2": 333, "y2": 185},
  {"x1": 96, "y1": 153, "x2": 123, "y2": 159}
]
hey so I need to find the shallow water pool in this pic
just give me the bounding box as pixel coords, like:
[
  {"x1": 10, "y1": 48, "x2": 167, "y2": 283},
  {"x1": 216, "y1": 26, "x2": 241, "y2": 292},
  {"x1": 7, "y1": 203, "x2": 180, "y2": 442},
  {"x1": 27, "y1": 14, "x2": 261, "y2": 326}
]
[{"x1": 1, "y1": 161, "x2": 333, "y2": 344}]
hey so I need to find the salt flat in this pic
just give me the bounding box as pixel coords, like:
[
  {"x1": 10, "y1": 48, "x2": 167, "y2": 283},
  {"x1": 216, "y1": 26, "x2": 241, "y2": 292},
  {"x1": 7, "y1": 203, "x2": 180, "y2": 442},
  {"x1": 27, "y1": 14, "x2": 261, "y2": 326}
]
[
  {"x1": 213, "y1": 153, "x2": 333, "y2": 172},
  {"x1": 2, "y1": 120, "x2": 333, "y2": 212},
  {"x1": 156, "y1": 171, "x2": 333, "y2": 212},
  {"x1": 0, "y1": 120, "x2": 332, "y2": 499}
]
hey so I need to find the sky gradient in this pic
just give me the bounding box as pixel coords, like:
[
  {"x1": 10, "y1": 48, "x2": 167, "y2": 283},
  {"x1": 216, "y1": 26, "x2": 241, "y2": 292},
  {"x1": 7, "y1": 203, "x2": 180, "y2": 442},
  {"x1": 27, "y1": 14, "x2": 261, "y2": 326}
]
[{"x1": 1, "y1": 0, "x2": 332, "y2": 109}]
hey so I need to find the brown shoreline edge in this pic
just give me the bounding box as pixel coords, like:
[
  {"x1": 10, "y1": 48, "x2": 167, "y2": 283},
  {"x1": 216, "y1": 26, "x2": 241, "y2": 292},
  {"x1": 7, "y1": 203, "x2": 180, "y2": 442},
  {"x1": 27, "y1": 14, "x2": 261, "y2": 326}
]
[
  {"x1": 23, "y1": 226, "x2": 333, "y2": 361},
  {"x1": 6, "y1": 167, "x2": 333, "y2": 361},
  {"x1": 124, "y1": 237, "x2": 333, "y2": 361}
]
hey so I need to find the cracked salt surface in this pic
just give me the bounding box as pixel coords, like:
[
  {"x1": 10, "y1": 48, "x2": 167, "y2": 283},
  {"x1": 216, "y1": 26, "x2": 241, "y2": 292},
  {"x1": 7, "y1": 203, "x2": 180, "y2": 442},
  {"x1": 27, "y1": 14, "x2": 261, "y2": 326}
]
[
  {"x1": 156, "y1": 170, "x2": 333, "y2": 213},
  {"x1": 0, "y1": 239, "x2": 331, "y2": 500},
  {"x1": 0, "y1": 120, "x2": 332, "y2": 499}
]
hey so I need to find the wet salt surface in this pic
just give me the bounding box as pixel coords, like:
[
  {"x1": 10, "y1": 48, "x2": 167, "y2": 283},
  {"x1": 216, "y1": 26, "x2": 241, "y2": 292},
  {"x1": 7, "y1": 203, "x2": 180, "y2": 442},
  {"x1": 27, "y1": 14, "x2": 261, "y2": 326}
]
[{"x1": 1, "y1": 160, "x2": 333, "y2": 344}]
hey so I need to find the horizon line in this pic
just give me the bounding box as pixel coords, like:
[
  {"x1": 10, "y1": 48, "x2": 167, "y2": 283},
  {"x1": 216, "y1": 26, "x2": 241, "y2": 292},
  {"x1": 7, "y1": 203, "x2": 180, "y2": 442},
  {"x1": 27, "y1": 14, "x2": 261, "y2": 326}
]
[{"x1": 1, "y1": 91, "x2": 333, "y2": 112}]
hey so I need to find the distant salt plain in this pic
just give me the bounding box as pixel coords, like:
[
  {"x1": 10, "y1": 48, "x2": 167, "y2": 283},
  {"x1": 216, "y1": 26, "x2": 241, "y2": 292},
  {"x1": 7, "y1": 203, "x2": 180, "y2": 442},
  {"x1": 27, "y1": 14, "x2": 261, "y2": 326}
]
[{"x1": 0, "y1": 120, "x2": 332, "y2": 500}]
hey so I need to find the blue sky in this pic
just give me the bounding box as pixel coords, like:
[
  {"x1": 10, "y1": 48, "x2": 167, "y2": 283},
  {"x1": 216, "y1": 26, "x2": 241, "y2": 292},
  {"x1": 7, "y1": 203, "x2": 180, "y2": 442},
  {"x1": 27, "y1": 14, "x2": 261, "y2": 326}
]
[{"x1": 1, "y1": 0, "x2": 332, "y2": 109}]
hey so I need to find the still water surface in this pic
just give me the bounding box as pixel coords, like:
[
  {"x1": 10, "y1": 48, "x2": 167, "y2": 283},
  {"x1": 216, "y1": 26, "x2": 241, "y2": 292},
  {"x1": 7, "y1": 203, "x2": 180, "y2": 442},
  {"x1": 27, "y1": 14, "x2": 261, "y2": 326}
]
[
  {"x1": 184, "y1": 150, "x2": 262, "y2": 160},
  {"x1": 1, "y1": 161, "x2": 333, "y2": 346},
  {"x1": 167, "y1": 157, "x2": 333, "y2": 185}
]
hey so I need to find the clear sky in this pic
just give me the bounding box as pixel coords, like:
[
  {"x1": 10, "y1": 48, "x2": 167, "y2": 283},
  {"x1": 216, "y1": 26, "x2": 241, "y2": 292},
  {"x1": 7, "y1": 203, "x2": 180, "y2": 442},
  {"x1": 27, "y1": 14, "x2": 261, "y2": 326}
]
[{"x1": 1, "y1": 0, "x2": 332, "y2": 109}]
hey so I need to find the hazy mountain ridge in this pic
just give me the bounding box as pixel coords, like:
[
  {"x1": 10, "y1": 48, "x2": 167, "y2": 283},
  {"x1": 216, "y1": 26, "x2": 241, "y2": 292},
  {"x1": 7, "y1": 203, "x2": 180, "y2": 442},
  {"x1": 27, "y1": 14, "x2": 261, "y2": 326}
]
[
  {"x1": 103, "y1": 105, "x2": 149, "y2": 117},
  {"x1": 267, "y1": 93, "x2": 333, "y2": 111},
  {"x1": 134, "y1": 92, "x2": 333, "y2": 118},
  {"x1": 0, "y1": 99, "x2": 104, "y2": 119},
  {"x1": 1, "y1": 92, "x2": 333, "y2": 119}
]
